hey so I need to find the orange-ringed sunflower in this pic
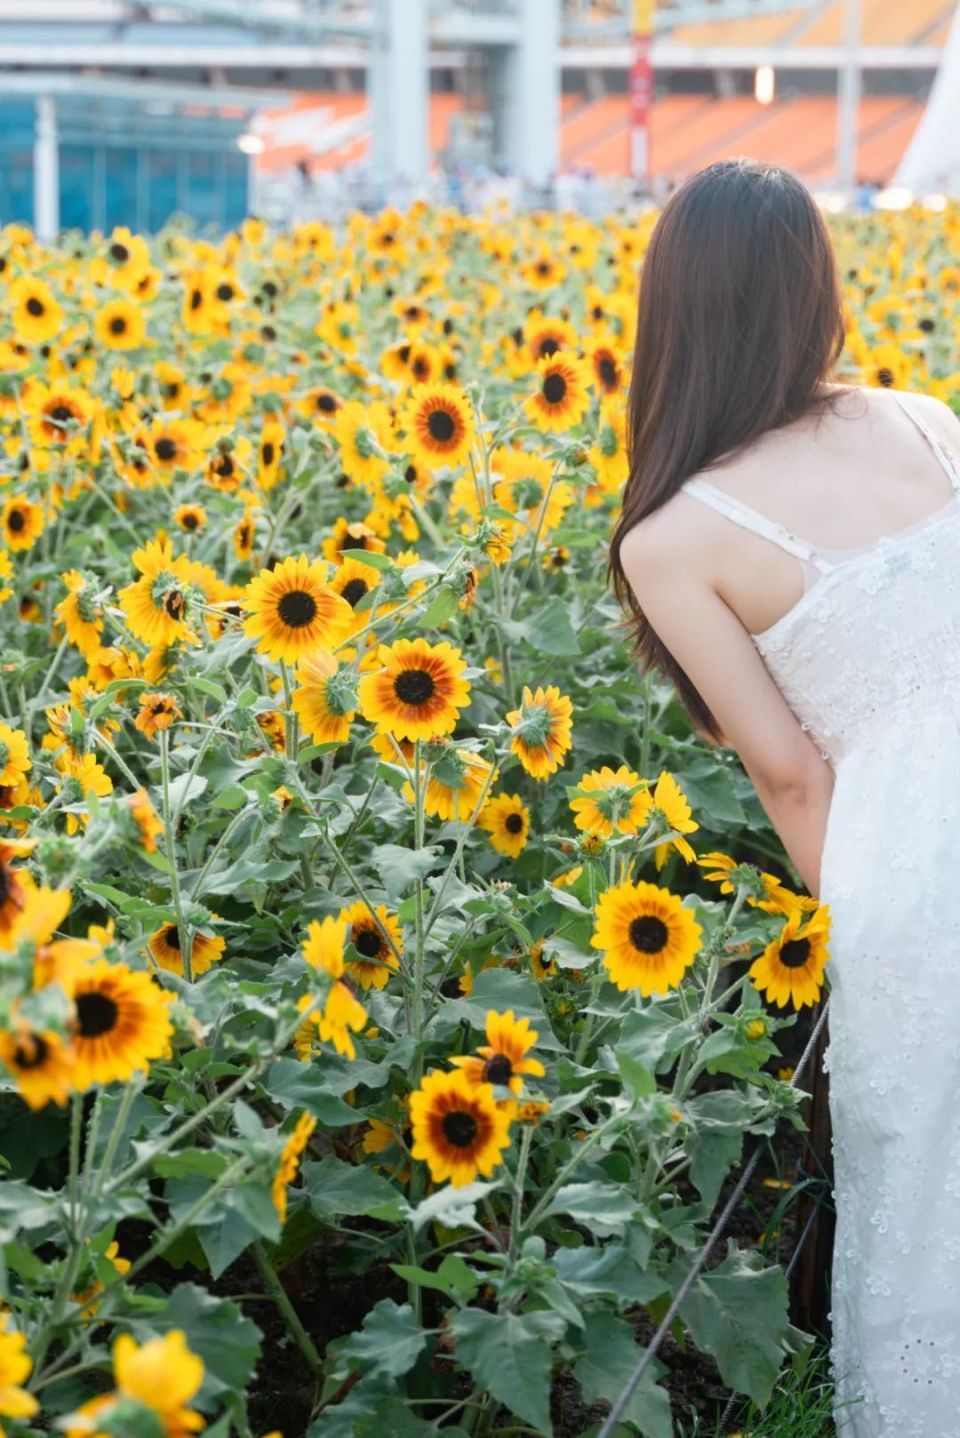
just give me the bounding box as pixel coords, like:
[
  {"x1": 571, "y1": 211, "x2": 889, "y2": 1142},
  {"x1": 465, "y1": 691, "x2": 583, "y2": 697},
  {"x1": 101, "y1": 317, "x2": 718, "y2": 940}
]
[
  {"x1": 504, "y1": 684, "x2": 573, "y2": 781},
  {"x1": 70, "y1": 959, "x2": 174, "y2": 1088},
  {"x1": 749, "y1": 904, "x2": 831, "y2": 1010},
  {"x1": 590, "y1": 878, "x2": 703, "y2": 995},
  {"x1": 403, "y1": 383, "x2": 476, "y2": 472},
  {"x1": 0, "y1": 1025, "x2": 76, "y2": 1110},
  {"x1": 409, "y1": 1068, "x2": 512, "y2": 1188},
  {"x1": 357, "y1": 637, "x2": 471, "y2": 742},
  {"x1": 450, "y1": 1009, "x2": 545, "y2": 1098},
  {"x1": 338, "y1": 899, "x2": 403, "y2": 991},
  {"x1": 147, "y1": 921, "x2": 225, "y2": 978},
  {"x1": 478, "y1": 792, "x2": 531, "y2": 859},
  {"x1": 243, "y1": 554, "x2": 354, "y2": 663},
  {"x1": 524, "y1": 353, "x2": 591, "y2": 432}
]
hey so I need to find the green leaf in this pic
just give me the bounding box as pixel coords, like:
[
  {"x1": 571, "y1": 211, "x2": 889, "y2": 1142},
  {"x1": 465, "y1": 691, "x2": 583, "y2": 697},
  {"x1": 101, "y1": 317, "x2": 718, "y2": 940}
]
[
  {"x1": 574, "y1": 1311, "x2": 674, "y2": 1438},
  {"x1": 390, "y1": 1254, "x2": 479, "y2": 1304},
  {"x1": 552, "y1": 1245, "x2": 668, "y2": 1305},
  {"x1": 542, "y1": 1181, "x2": 641, "y2": 1232},
  {"x1": 618, "y1": 1002, "x2": 698, "y2": 1074},
  {"x1": 421, "y1": 588, "x2": 460, "y2": 627},
  {"x1": 452, "y1": 1308, "x2": 565, "y2": 1435},
  {"x1": 340, "y1": 547, "x2": 393, "y2": 571},
  {"x1": 340, "y1": 1300, "x2": 426, "y2": 1380},
  {"x1": 410, "y1": 1179, "x2": 499, "y2": 1235},
  {"x1": 130, "y1": 1282, "x2": 262, "y2": 1396},
  {"x1": 302, "y1": 1157, "x2": 404, "y2": 1222},
  {"x1": 369, "y1": 843, "x2": 443, "y2": 901},
  {"x1": 523, "y1": 595, "x2": 582, "y2": 657},
  {"x1": 263, "y1": 1060, "x2": 366, "y2": 1126},
  {"x1": 678, "y1": 1243, "x2": 793, "y2": 1407},
  {"x1": 166, "y1": 773, "x2": 208, "y2": 810},
  {"x1": 615, "y1": 1048, "x2": 657, "y2": 1100}
]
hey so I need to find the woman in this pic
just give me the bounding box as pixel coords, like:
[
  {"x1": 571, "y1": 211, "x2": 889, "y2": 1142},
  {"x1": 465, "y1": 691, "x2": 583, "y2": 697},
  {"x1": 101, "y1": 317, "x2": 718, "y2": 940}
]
[{"x1": 609, "y1": 158, "x2": 960, "y2": 1437}]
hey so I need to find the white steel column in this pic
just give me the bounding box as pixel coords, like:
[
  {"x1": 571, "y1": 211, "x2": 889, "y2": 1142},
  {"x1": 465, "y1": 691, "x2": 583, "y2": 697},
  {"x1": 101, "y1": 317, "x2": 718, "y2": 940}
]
[
  {"x1": 501, "y1": 0, "x2": 560, "y2": 184},
  {"x1": 34, "y1": 94, "x2": 59, "y2": 242},
  {"x1": 371, "y1": 0, "x2": 429, "y2": 184},
  {"x1": 835, "y1": 0, "x2": 861, "y2": 192}
]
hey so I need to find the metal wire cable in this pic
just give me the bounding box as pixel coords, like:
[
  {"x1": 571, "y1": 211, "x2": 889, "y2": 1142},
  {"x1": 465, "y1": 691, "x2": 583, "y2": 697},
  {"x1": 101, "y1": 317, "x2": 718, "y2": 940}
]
[{"x1": 596, "y1": 996, "x2": 832, "y2": 1438}]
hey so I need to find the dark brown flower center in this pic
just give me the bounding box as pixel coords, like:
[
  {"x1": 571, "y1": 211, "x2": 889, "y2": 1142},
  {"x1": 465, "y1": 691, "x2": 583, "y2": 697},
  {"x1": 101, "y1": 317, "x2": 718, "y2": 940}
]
[
  {"x1": 779, "y1": 937, "x2": 811, "y2": 969},
  {"x1": 441, "y1": 1109, "x2": 479, "y2": 1148},
  {"x1": 181, "y1": 512, "x2": 199, "y2": 531},
  {"x1": 598, "y1": 356, "x2": 618, "y2": 388},
  {"x1": 110, "y1": 316, "x2": 127, "y2": 335},
  {"x1": 628, "y1": 915, "x2": 668, "y2": 954},
  {"x1": 190, "y1": 288, "x2": 203, "y2": 311},
  {"x1": 484, "y1": 1053, "x2": 513, "y2": 1086},
  {"x1": 427, "y1": 408, "x2": 457, "y2": 443},
  {"x1": 76, "y1": 991, "x2": 120, "y2": 1038},
  {"x1": 355, "y1": 927, "x2": 383, "y2": 959},
  {"x1": 877, "y1": 367, "x2": 894, "y2": 387},
  {"x1": 543, "y1": 373, "x2": 567, "y2": 404},
  {"x1": 164, "y1": 590, "x2": 185, "y2": 620},
  {"x1": 155, "y1": 437, "x2": 177, "y2": 462},
  {"x1": 505, "y1": 812, "x2": 523, "y2": 833},
  {"x1": 8, "y1": 509, "x2": 25, "y2": 533},
  {"x1": 216, "y1": 283, "x2": 235, "y2": 301},
  {"x1": 164, "y1": 924, "x2": 181, "y2": 951},
  {"x1": 26, "y1": 297, "x2": 45, "y2": 317},
  {"x1": 110, "y1": 241, "x2": 130, "y2": 262},
  {"x1": 262, "y1": 442, "x2": 276, "y2": 467},
  {"x1": 341, "y1": 578, "x2": 368, "y2": 608},
  {"x1": 14, "y1": 1034, "x2": 49, "y2": 1069},
  {"x1": 278, "y1": 589, "x2": 318, "y2": 629},
  {"x1": 538, "y1": 337, "x2": 560, "y2": 358},
  {"x1": 394, "y1": 668, "x2": 434, "y2": 705},
  {"x1": 315, "y1": 393, "x2": 337, "y2": 412}
]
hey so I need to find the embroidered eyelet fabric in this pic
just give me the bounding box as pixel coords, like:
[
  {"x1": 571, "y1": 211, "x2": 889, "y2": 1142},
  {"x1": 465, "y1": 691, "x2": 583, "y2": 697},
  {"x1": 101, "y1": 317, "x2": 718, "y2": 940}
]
[{"x1": 682, "y1": 391, "x2": 960, "y2": 1436}]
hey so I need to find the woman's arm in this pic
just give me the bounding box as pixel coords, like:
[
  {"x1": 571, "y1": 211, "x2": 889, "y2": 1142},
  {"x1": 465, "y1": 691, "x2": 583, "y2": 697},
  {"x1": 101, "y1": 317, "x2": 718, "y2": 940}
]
[{"x1": 619, "y1": 524, "x2": 835, "y2": 899}]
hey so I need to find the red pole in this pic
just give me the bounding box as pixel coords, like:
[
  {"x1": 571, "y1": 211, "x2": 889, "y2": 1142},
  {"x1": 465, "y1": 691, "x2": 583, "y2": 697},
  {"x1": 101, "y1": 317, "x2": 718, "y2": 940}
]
[{"x1": 630, "y1": 0, "x2": 655, "y2": 183}]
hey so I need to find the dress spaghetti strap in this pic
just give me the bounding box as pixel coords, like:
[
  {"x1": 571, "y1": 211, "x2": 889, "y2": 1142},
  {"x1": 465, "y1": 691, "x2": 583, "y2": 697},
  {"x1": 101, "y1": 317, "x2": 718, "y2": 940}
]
[
  {"x1": 680, "y1": 477, "x2": 837, "y2": 574},
  {"x1": 890, "y1": 389, "x2": 960, "y2": 493}
]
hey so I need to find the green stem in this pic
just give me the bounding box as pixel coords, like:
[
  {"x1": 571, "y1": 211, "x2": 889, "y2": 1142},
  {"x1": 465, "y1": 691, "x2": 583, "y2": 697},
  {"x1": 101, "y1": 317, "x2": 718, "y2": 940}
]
[
  {"x1": 159, "y1": 728, "x2": 192, "y2": 982},
  {"x1": 252, "y1": 1241, "x2": 322, "y2": 1373}
]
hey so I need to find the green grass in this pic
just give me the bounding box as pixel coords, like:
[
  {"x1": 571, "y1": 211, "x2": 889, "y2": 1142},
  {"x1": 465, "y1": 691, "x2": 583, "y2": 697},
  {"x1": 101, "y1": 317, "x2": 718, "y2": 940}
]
[{"x1": 679, "y1": 1341, "x2": 837, "y2": 1438}]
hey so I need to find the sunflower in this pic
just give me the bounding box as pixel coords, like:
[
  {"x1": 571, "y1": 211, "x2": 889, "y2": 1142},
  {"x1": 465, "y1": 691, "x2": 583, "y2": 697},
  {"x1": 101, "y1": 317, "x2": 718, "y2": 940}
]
[
  {"x1": 301, "y1": 915, "x2": 368, "y2": 1059},
  {"x1": 696, "y1": 851, "x2": 792, "y2": 910},
  {"x1": 522, "y1": 251, "x2": 566, "y2": 290},
  {"x1": 94, "y1": 298, "x2": 146, "y2": 351},
  {"x1": 332, "y1": 400, "x2": 392, "y2": 488},
  {"x1": 291, "y1": 650, "x2": 357, "y2": 744},
  {"x1": 321, "y1": 517, "x2": 387, "y2": 566},
  {"x1": 749, "y1": 904, "x2": 831, "y2": 1011},
  {"x1": 409, "y1": 1067, "x2": 512, "y2": 1188},
  {"x1": 0, "y1": 836, "x2": 35, "y2": 939},
  {"x1": 358, "y1": 637, "x2": 471, "y2": 742},
  {"x1": 588, "y1": 398, "x2": 629, "y2": 493},
  {"x1": 0, "y1": 1024, "x2": 76, "y2": 1110},
  {"x1": 64, "y1": 1330, "x2": 204, "y2": 1438},
  {"x1": 128, "y1": 789, "x2": 163, "y2": 852},
  {"x1": 634, "y1": 770, "x2": 699, "y2": 868},
  {"x1": 591, "y1": 879, "x2": 703, "y2": 995},
  {"x1": 147, "y1": 921, "x2": 225, "y2": 978},
  {"x1": 523, "y1": 311, "x2": 578, "y2": 362},
  {"x1": 56, "y1": 571, "x2": 104, "y2": 654},
  {"x1": 271, "y1": 1111, "x2": 317, "y2": 1224},
  {"x1": 0, "y1": 1314, "x2": 39, "y2": 1430},
  {"x1": 524, "y1": 353, "x2": 591, "y2": 432},
  {"x1": 99, "y1": 227, "x2": 152, "y2": 287},
  {"x1": 328, "y1": 555, "x2": 382, "y2": 626},
  {"x1": 588, "y1": 341, "x2": 623, "y2": 395},
  {"x1": 403, "y1": 383, "x2": 476, "y2": 472},
  {"x1": 478, "y1": 792, "x2": 530, "y2": 859},
  {"x1": 257, "y1": 415, "x2": 285, "y2": 490},
  {"x1": 451, "y1": 1009, "x2": 545, "y2": 1098},
  {"x1": 70, "y1": 959, "x2": 174, "y2": 1089},
  {"x1": 10, "y1": 276, "x2": 63, "y2": 344},
  {"x1": 339, "y1": 899, "x2": 403, "y2": 991},
  {"x1": 174, "y1": 504, "x2": 207, "y2": 534},
  {"x1": 504, "y1": 684, "x2": 573, "y2": 781},
  {"x1": 569, "y1": 764, "x2": 649, "y2": 838},
  {"x1": 118, "y1": 539, "x2": 199, "y2": 648},
  {"x1": 138, "y1": 418, "x2": 203, "y2": 476},
  {"x1": 0, "y1": 723, "x2": 31, "y2": 790},
  {"x1": 57, "y1": 753, "x2": 113, "y2": 835},
  {"x1": 29, "y1": 383, "x2": 93, "y2": 450},
  {"x1": 2, "y1": 496, "x2": 44, "y2": 553},
  {"x1": 243, "y1": 554, "x2": 354, "y2": 663},
  {"x1": 134, "y1": 691, "x2": 182, "y2": 740},
  {"x1": 405, "y1": 746, "x2": 497, "y2": 822},
  {"x1": 299, "y1": 386, "x2": 342, "y2": 425},
  {"x1": 491, "y1": 448, "x2": 573, "y2": 537}
]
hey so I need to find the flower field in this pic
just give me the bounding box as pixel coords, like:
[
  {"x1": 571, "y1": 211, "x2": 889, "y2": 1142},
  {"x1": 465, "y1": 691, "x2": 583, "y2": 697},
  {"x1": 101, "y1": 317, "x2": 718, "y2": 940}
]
[{"x1": 0, "y1": 202, "x2": 958, "y2": 1438}]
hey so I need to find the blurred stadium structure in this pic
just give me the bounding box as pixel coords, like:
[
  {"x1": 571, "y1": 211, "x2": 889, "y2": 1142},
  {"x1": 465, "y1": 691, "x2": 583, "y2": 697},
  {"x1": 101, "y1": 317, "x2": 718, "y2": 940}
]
[{"x1": 1, "y1": 0, "x2": 957, "y2": 232}]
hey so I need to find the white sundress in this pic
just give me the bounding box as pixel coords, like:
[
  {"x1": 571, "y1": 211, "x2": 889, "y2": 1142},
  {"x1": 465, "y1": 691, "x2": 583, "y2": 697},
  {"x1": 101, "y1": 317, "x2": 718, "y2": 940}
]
[{"x1": 681, "y1": 389, "x2": 960, "y2": 1437}]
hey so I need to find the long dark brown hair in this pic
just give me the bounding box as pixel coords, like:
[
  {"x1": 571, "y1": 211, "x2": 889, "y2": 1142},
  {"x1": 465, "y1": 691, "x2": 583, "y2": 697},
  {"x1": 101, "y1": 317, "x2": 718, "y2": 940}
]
[{"x1": 608, "y1": 159, "x2": 846, "y2": 742}]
